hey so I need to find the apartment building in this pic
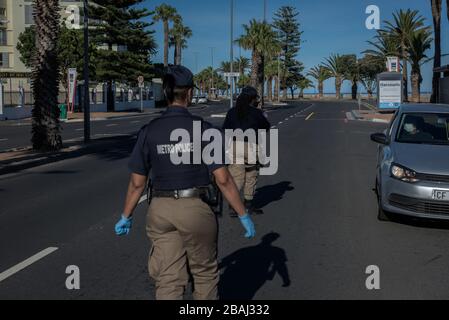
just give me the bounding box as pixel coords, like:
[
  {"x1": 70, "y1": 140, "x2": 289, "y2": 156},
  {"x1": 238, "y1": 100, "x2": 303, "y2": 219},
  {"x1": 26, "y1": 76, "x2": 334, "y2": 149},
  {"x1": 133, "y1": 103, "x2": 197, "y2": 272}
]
[{"x1": 0, "y1": 0, "x2": 82, "y2": 92}]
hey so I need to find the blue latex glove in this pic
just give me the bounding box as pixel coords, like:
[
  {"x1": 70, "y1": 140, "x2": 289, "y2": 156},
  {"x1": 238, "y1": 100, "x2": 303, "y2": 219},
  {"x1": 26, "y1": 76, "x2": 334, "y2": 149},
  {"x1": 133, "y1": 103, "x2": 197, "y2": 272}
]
[
  {"x1": 239, "y1": 213, "x2": 256, "y2": 239},
  {"x1": 115, "y1": 215, "x2": 133, "y2": 236}
]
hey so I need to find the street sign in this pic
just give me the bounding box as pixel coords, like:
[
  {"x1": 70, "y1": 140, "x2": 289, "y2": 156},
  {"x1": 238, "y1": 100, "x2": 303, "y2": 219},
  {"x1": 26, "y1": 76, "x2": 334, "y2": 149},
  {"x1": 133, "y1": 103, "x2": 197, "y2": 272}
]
[
  {"x1": 138, "y1": 75, "x2": 144, "y2": 88},
  {"x1": 377, "y1": 72, "x2": 402, "y2": 110},
  {"x1": 223, "y1": 72, "x2": 240, "y2": 78},
  {"x1": 68, "y1": 68, "x2": 77, "y2": 112},
  {"x1": 386, "y1": 57, "x2": 400, "y2": 73}
]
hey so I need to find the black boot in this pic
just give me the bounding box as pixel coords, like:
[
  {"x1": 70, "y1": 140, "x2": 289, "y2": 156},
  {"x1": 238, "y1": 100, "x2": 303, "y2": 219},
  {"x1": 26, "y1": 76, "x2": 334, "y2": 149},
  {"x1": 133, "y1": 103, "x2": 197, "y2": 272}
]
[{"x1": 244, "y1": 199, "x2": 264, "y2": 215}]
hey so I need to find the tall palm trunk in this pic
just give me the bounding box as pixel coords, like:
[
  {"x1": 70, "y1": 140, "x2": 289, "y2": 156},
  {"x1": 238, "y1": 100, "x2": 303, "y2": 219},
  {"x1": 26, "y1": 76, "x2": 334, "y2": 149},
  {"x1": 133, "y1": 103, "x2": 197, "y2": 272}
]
[
  {"x1": 178, "y1": 44, "x2": 182, "y2": 66},
  {"x1": 32, "y1": 0, "x2": 62, "y2": 151},
  {"x1": 106, "y1": 43, "x2": 114, "y2": 111},
  {"x1": 175, "y1": 39, "x2": 182, "y2": 65},
  {"x1": 282, "y1": 77, "x2": 287, "y2": 100},
  {"x1": 173, "y1": 43, "x2": 177, "y2": 65},
  {"x1": 267, "y1": 76, "x2": 273, "y2": 101},
  {"x1": 274, "y1": 76, "x2": 279, "y2": 100},
  {"x1": 351, "y1": 80, "x2": 358, "y2": 100},
  {"x1": 250, "y1": 49, "x2": 258, "y2": 88},
  {"x1": 411, "y1": 68, "x2": 421, "y2": 102},
  {"x1": 335, "y1": 75, "x2": 342, "y2": 99},
  {"x1": 163, "y1": 20, "x2": 169, "y2": 67},
  {"x1": 257, "y1": 55, "x2": 265, "y2": 105},
  {"x1": 431, "y1": 0, "x2": 442, "y2": 103},
  {"x1": 318, "y1": 81, "x2": 323, "y2": 99},
  {"x1": 401, "y1": 43, "x2": 409, "y2": 102}
]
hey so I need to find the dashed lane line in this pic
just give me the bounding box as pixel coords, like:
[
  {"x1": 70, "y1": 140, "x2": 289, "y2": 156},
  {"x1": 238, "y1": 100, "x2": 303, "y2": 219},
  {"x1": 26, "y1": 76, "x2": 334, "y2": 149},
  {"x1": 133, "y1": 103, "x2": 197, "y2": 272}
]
[
  {"x1": 305, "y1": 112, "x2": 315, "y2": 121},
  {"x1": 0, "y1": 247, "x2": 58, "y2": 283}
]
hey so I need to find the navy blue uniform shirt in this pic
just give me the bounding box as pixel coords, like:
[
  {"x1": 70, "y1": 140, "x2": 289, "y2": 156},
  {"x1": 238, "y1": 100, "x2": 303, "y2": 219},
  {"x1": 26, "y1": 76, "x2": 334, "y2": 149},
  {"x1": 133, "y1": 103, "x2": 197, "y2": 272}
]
[
  {"x1": 222, "y1": 106, "x2": 271, "y2": 131},
  {"x1": 128, "y1": 106, "x2": 224, "y2": 190}
]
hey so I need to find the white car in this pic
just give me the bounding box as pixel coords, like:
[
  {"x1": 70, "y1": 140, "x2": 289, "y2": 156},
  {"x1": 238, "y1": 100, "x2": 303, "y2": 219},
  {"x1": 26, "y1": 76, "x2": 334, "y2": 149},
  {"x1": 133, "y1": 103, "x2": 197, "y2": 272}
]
[{"x1": 197, "y1": 96, "x2": 208, "y2": 104}]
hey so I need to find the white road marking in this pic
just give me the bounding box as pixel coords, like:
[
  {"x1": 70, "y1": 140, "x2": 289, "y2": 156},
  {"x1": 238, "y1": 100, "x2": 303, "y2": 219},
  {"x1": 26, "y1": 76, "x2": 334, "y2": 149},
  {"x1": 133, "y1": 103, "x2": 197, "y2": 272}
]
[
  {"x1": 305, "y1": 112, "x2": 315, "y2": 121},
  {"x1": 278, "y1": 122, "x2": 283, "y2": 125},
  {"x1": 210, "y1": 114, "x2": 226, "y2": 118},
  {"x1": 75, "y1": 128, "x2": 83, "y2": 131},
  {"x1": 0, "y1": 138, "x2": 8, "y2": 142},
  {"x1": 106, "y1": 124, "x2": 118, "y2": 127},
  {"x1": 93, "y1": 133, "x2": 131, "y2": 137},
  {"x1": 0, "y1": 247, "x2": 58, "y2": 282}
]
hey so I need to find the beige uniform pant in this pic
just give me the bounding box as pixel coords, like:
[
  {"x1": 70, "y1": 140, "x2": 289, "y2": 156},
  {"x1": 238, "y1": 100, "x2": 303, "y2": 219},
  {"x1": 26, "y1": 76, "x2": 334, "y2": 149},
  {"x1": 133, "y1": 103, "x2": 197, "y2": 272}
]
[
  {"x1": 146, "y1": 197, "x2": 218, "y2": 300},
  {"x1": 227, "y1": 141, "x2": 259, "y2": 201}
]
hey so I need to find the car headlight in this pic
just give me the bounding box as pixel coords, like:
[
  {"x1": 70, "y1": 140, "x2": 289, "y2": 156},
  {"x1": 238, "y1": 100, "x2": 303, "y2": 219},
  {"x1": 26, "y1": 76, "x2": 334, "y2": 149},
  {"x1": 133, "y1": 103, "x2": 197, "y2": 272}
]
[{"x1": 390, "y1": 163, "x2": 419, "y2": 183}]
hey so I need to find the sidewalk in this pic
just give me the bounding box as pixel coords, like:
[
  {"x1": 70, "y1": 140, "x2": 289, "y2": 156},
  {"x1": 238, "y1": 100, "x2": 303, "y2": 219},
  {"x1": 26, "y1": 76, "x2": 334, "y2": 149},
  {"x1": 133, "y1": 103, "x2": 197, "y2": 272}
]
[
  {"x1": 0, "y1": 135, "x2": 135, "y2": 175},
  {"x1": 349, "y1": 109, "x2": 393, "y2": 123},
  {"x1": 64, "y1": 109, "x2": 162, "y2": 122}
]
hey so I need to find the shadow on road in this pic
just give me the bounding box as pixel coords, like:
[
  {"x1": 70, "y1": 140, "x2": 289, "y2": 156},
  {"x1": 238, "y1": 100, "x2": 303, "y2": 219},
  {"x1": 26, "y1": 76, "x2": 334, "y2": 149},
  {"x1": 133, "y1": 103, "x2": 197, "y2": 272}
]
[
  {"x1": 253, "y1": 181, "x2": 294, "y2": 209},
  {"x1": 40, "y1": 170, "x2": 79, "y2": 175},
  {"x1": 218, "y1": 232, "x2": 290, "y2": 300}
]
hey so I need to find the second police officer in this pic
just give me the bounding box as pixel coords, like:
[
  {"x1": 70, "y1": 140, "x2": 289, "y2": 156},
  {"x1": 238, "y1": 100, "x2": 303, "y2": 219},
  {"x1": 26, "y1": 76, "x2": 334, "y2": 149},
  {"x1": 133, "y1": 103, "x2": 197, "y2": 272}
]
[
  {"x1": 223, "y1": 86, "x2": 271, "y2": 217},
  {"x1": 114, "y1": 66, "x2": 255, "y2": 300}
]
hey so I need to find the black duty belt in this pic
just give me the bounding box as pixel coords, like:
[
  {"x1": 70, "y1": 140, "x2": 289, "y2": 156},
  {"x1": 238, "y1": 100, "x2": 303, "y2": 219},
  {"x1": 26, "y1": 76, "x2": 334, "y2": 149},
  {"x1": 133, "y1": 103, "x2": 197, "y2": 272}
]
[{"x1": 152, "y1": 187, "x2": 207, "y2": 199}]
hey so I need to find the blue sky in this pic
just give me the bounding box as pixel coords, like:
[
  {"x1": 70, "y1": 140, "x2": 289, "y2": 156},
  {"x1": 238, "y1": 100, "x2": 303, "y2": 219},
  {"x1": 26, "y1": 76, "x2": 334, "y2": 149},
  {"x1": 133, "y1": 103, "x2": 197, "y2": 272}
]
[{"x1": 140, "y1": 0, "x2": 449, "y2": 93}]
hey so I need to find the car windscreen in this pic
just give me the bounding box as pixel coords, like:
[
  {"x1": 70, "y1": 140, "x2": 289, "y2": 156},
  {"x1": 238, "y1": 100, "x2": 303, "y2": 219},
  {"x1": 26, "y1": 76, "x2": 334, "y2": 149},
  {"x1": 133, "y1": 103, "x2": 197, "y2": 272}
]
[{"x1": 396, "y1": 113, "x2": 449, "y2": 145}]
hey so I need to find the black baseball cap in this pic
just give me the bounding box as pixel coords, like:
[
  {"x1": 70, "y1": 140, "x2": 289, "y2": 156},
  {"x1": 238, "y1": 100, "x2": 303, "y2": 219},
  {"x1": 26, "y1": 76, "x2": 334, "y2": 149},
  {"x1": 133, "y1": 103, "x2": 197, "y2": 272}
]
[
  {"x1": 166, "y1": 65, "x2": 197, "y2": 88},
  {"x1": 241, "y1": 86, "x2": 259, "y2": 99}
]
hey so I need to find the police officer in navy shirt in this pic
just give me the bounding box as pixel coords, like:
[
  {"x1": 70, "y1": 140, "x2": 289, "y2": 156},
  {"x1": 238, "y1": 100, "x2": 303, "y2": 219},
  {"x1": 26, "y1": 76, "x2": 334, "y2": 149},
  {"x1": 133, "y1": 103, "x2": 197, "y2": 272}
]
[
  {"x1": 114, "y1": 65, "x2": 255, "y2": 300},
  {"x1": 223, "y1": 86, "x2": 271, "y2": 217}
]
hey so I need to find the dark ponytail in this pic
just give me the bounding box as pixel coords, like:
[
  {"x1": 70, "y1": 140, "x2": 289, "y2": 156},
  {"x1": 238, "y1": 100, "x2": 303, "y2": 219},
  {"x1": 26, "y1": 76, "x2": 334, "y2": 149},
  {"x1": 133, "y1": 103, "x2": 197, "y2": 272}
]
[
  {"x1": 236, "y1": 94, "x2": 252, "y2": 120},
  {"x1": 163, "y1": 73, "x2": 176, "y2": 103}
]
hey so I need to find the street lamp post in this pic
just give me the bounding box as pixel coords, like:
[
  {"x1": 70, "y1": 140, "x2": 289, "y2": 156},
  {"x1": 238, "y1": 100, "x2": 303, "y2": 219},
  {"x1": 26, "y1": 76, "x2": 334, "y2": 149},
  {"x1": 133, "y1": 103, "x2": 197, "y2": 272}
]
[
  {"x1": 230, "y1": 0, "x2": 234, "y2": 109},
  {"x1": 83, "y1": 0, "x2": 90, "y2": 143},
  {"x1": 277, "y1": 52, "x2": 280, "y2": 103},
  {"x1": 209, "y1": 47, "x2": 215, "y2": 99}
]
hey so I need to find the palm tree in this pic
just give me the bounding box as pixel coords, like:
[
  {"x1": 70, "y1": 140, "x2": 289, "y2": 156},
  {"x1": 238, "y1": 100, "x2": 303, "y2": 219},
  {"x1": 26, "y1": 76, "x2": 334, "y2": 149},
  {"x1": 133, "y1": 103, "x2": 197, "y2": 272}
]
[
  {"x1": 169, "y1": 16, "x2": 192, "y2": 66},
  {"x1": 365, "y1": 30, "x2": 401, "y2": 61},
  {"x1": 31, "y1": 0, "x2": 61, "y2": 151},
  {"x1": 384, "y1": 9, "x2": 427, "y2": 102},
  {"x1": 235, "y1": 56, "x2": 251, "y2": 76},
  {"x1": 430, "y1": 0, "x2": 442, "y2": 103},
  {"x1": 408, "y1": 28, "x2": 433, "y2": 102},
  {"x1": 264, "y1": 60, "x2": 278, "y2": 101},
  {"x1": 323, "y1": 54, "x2": 347, "y2": 99},
  {"x1": 343, "y1": 55, "x2": 360, "y2": 100},
  {"x1": 307, "y1": 65, "x2": 331, "y2": 99},
  {"x1": 154, "y1": 4, "x2": 178, "y2": 67},
  {"x1": 236, "y1": 20, "x2": 280, "y2": 105},
  {"x1": 297, "y1": 77, "x2": 314, "y2": 99}
]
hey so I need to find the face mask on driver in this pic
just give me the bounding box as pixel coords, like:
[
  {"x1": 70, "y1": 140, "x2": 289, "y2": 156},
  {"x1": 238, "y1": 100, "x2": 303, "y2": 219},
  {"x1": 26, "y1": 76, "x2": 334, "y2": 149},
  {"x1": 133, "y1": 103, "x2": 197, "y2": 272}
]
[{"x1": 404, "y1": 123, "x2": 415, "y2": 133}]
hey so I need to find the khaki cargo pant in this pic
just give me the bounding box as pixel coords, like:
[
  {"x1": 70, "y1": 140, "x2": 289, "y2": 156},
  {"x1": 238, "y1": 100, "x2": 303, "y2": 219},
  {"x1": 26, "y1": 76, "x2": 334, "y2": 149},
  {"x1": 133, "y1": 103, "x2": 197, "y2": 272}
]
[
  {"x1": 146, "y1": 197, "x2": 218, "y2": 300},
  {"x1": 227, "y1": 141, "x2": 259, "y2": 201}
]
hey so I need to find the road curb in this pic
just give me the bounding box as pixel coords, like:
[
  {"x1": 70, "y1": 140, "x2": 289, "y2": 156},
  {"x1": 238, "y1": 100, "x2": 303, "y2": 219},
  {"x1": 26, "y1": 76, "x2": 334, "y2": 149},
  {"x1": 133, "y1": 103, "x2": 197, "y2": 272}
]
[{"x1": 0, "y1": 135, "x2": 136, "y2": 176}]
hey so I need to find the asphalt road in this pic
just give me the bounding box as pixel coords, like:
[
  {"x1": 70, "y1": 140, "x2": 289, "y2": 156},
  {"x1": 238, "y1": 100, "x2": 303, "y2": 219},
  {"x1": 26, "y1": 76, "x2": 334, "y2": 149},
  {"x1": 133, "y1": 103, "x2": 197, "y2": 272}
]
[
  {"x1": 1, "y1": 100, "x2": 449, "y2": 300},
  {"x1": 0, "y1": 103, "x2": 229, "y2": 152}
]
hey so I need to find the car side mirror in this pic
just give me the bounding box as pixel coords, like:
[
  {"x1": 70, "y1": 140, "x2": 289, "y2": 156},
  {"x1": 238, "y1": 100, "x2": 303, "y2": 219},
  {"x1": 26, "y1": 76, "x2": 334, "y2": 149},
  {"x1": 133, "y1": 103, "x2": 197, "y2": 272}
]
[{"x1": 370, "y1": 133, "x2": 388, "y2": 145}]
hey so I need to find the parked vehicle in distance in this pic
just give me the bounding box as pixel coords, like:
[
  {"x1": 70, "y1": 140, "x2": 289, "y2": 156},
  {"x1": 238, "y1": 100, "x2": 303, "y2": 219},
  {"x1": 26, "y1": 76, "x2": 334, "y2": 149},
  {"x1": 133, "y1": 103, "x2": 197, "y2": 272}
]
[
  {"x1": 371, "y1": 104, "x2": 449, "y2": 221},
  {"x1": 191, "y1": 96, "x2": 198, "y2": 104},
  {"x1": 197, "y1": 96, "x2": 208, "y2": 104}
]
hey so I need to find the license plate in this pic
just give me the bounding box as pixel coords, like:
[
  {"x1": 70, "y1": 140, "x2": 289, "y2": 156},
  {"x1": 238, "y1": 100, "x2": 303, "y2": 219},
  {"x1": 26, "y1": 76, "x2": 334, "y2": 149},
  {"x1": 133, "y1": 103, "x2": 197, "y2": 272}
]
[{"x1": 432, "y1": 190, "x2": 449, "y2": 201}]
